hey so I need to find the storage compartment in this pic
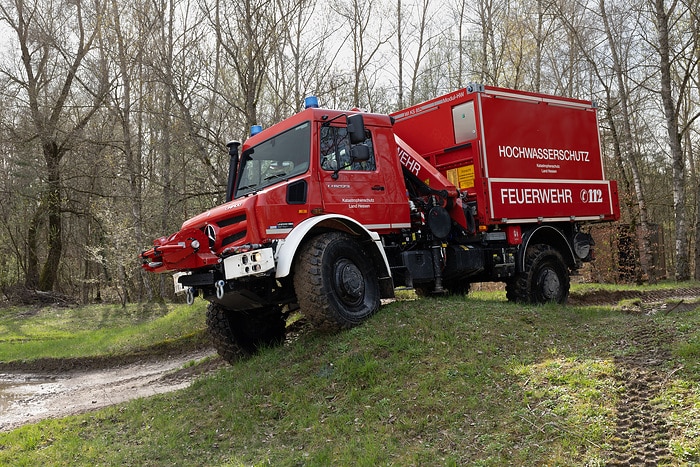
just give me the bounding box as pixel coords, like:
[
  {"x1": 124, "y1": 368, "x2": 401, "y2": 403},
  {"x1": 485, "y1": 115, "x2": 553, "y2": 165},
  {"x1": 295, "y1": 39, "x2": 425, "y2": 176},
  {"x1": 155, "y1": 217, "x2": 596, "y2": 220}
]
[
  {"x1": 401, "y1": 250, "x2": 435, "y2": 284},
  {"x1": 443, "y1": 245, "x2": 484, "y2": 279}
]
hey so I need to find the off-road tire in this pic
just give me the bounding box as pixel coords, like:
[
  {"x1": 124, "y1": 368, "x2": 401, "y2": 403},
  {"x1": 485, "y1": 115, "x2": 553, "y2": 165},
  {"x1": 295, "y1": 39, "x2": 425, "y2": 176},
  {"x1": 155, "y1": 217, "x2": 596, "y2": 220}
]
[
  {"x1": 294, "y1": 232, "x2": 380, "y2": 331},
  {"x1": 506, "y1": 244, "x2": 569, "y2": 304},
  {"x1": 205, "y1": 303, "x2": 286, "y2": 364}
]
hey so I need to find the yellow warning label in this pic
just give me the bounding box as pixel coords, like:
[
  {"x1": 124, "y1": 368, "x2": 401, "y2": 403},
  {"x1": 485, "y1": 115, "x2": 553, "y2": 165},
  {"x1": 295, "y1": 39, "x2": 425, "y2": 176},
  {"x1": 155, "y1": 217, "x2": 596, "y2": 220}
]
[{"x1": 447, "y1": 165, "x2": 474, "y2": 189}]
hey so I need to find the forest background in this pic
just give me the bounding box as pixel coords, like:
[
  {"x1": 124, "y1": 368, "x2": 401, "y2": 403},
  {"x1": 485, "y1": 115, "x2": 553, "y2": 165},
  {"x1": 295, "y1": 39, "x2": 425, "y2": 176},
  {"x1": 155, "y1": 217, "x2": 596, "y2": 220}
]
[{"x1": 0, "y1": 0, "x2": 698, "y2": 304}]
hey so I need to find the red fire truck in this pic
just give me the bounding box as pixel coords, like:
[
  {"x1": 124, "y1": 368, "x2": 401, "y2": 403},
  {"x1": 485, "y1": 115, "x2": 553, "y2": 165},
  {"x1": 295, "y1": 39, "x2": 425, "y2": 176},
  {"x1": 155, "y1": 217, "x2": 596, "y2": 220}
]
[{"x1": 141, "y1": 84, "x2": 620, "y2": 362}]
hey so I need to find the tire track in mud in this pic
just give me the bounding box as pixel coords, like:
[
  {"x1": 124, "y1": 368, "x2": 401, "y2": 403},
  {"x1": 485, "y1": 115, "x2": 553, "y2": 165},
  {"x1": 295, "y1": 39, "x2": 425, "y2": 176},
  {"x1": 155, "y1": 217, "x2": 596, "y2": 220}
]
[
  {"x1": 607, "y1": 321, "x2": 674, "y2": 466},
  {"x1": 568, "y1": 287, "x2": 700, "y2": 308}
]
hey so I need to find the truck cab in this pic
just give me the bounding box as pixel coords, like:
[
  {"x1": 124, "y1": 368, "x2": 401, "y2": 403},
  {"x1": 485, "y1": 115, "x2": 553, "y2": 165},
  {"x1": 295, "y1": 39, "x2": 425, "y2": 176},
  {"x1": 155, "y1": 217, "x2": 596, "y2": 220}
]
[{"x1": 177, "y1": 108, "x2": 412, "y2": 257}]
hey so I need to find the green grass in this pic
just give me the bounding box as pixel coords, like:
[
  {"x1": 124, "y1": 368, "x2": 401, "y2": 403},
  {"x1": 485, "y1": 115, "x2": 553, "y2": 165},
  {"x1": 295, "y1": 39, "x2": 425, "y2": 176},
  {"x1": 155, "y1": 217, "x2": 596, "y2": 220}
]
[
  {"x1": 1, "y1": 286, "x2": 700, "y2": 465},
  {"x1": 0, "y1": 300, "x2": 207, "y2": 362}
]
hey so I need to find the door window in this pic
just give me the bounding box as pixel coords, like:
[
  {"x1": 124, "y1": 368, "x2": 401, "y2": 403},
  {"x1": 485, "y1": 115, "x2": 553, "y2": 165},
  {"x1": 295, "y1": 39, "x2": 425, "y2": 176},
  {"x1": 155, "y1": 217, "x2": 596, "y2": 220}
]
[{"x1": 320, "y1": 126, "x2": 376, "y2": 171}]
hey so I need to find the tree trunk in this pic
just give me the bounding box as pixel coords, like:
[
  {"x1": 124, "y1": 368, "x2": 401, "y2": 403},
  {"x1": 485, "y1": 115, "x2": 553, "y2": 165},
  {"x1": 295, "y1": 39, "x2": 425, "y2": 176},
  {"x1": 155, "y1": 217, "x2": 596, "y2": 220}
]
[
  {"x1": 692, "y1": 138, "x2": 700, "y2": 280},
  {"x1": 693, "y1": 6, "x2": 700, "y2": 280},
  {"x1": 110, "y1": 0, "x2": 153, "y2": 302},
  {"x1": 408, "y1": 0, "x2": 430, "y2": 106},
  {"x1": 160, "y1": 0, "x2": 175, "y2": 297},
  {"x1": 397, "y1": 0, "x2": 403, "y2": 108},
  {"x1": 653, "y1": 0, "x2": 689, "y2": 280},
  {"x1": 37, "y1": 142, "x2": 63, "y2": 291},
  {"x1": 25, "y1": 209, "x2": 41, "y2": 289}
]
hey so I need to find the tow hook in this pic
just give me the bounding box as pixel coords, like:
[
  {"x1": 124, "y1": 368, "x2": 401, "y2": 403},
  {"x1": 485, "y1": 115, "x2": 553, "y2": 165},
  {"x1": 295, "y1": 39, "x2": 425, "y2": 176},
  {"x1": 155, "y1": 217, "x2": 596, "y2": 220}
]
[
  {"x1": 215, "y1": 280, "x2": 225, "y2": 299},
  {"x1": 186, "y1": 287, "x2": 195, "y2": 305}
]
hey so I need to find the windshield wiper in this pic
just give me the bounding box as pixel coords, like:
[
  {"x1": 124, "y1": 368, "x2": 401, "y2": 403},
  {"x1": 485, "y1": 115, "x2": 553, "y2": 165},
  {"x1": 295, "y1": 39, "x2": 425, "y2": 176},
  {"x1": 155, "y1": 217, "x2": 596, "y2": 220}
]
[
  {"x1": 264, "y1": 173, "x2": 287, "y2": 181},
  {"x1": 236, "y1": 184, "x2": 258, "y2": 192}
]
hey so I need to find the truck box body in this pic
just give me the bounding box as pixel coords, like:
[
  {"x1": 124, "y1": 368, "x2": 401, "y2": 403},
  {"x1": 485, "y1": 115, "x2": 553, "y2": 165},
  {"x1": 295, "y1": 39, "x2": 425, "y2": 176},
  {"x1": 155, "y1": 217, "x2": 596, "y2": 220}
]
[{"x1": 390, "y1": 85, "x2": 620, "y2": 225}]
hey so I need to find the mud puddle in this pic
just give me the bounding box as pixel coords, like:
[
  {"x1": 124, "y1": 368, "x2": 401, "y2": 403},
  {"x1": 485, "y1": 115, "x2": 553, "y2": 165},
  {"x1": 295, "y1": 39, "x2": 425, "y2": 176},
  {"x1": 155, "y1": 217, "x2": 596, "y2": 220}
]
[{"x1": 0, "y1": 349, "x2": 219, "y2": 432}]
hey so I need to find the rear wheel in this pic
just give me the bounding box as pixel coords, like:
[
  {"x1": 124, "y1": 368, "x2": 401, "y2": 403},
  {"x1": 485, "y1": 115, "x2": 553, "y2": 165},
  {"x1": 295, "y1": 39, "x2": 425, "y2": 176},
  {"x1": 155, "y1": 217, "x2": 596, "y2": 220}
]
[
  {"x1": 506, "y1": 244, "x2": 570, "y2": 304},
  {"x1": 294, "y1": 232, "x2": 380, "y2": 331},
  {"x1": 206, "y1": 303, "x2": 286, "y2": 364}
]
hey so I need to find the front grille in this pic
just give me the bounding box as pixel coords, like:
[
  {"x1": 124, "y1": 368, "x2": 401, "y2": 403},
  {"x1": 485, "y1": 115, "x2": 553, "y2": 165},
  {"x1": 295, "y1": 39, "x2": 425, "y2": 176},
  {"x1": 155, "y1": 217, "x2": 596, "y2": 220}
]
[
  {"x1": 222, "y1": 230, "x2": 247, "y2": 247},
  {"x1": 218, "y1": 214, "x2": 246, "y2": 228}
]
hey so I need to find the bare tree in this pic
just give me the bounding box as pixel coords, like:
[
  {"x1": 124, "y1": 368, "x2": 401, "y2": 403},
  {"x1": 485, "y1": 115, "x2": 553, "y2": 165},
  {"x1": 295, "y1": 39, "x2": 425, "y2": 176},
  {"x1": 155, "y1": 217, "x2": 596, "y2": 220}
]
[
  {"x1": 206, "y1": 0, "x2": 281, "y2": 131},
  {"x1": 449, "y1": 0, "x2": 469, "y2": 89},
  {"x1": 475, "y1": 0, "x2": 507, "y2": 85},
  {"x1": 268, "y1": 0, "x2": 342, "y2": 118},
  {"x1": 650, "y1": 0, "x2": 694, "y2": 280},
  {"x1": 334, "y1": 0, "x2": 393, "y2": 108},
  {"x1": 393, "y1": 0, "x2": 440, "y2": 106},
  {"x1": 104, "y1": 0, "x2": 155, "y2": 301},
  {"x1": 690, "y1": 0, "x2": 700, "y2": 279},
  {"x1": 551, "y1": 0, "x2": 658, "y2": 282},
  {"x1": 524, "y1": 0, "x2": 560, "y2": 92},
  {"x1": 397, "y1": 0, "x2": 405, "y2": 107},
  {"x1": 600, "y1": 0, "x2": 657, "y2": 282},
  {"x1": 0, "y1": 0, "x2": 109, "y2": 291},
  {"x1": 408, "y1": 0, "x2": 438, "y2": 105}
]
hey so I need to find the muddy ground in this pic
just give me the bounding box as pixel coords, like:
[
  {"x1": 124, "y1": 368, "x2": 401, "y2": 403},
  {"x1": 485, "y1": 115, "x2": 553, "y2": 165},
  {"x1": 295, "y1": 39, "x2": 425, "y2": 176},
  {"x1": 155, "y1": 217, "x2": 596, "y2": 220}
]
[{"x1": 0, "y1": 349, "x2": 224, "y2": 432}]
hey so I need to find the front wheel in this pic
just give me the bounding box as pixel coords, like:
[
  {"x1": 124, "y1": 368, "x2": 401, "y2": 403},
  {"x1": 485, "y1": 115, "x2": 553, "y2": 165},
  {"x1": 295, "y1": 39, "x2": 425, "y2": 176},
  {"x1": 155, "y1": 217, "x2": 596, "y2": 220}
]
[
  {"x1": 206, "y1": 303, "x2": 286, "y2": 364},
  {"x1": 294, "y1": 232, "x2": 380, "y2": 331},
  {"x1": 506, "y1": 244, "x2": 570, "y2": 304}
]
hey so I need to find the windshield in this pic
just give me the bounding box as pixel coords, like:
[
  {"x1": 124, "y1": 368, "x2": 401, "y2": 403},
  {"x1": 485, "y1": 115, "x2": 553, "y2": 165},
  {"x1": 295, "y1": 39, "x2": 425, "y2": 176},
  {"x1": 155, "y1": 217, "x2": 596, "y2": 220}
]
[{"x1": 235, "y1": 121, "x2": 311, "y2": 198}]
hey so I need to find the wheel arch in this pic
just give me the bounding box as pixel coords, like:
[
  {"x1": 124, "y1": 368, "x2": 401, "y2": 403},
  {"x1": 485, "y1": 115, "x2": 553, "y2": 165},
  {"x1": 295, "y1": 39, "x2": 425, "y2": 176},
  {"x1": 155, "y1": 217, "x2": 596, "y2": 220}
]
[
  {"x1": 518, "y1": 225, "x2": 576, "y2": 271},
  {"x1": 275, "y1": 214, "x2": 394, "y2": 297}
]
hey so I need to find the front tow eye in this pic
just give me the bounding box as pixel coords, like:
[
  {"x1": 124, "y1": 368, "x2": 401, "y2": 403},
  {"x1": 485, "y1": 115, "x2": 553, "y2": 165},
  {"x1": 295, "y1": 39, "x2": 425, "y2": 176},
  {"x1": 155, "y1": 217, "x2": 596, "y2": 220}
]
[{"x1": 215, "y1": 280, "x2": 225, "y2": 299}]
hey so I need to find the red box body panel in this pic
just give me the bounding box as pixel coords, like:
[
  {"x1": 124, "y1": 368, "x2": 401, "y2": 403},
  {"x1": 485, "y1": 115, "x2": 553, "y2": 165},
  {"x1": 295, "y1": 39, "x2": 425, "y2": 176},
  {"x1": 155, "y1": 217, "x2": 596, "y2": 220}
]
[{"x1": 391, "y1": 86, "x2": 620, "y2": 225}]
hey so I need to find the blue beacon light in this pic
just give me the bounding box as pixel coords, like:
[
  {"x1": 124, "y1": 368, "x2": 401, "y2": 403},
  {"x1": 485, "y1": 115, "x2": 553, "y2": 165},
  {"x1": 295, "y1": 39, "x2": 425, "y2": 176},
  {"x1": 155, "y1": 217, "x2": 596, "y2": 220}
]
[{"x1": 304, "y1": 96, "x2": 319, "y2": 109}]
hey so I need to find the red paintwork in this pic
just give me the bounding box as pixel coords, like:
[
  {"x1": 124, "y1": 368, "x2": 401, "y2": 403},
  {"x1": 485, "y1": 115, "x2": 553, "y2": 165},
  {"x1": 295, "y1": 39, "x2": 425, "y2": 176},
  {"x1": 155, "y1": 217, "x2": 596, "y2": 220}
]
[
  {"x1": 141, "y1": 85, "x2": 621, "y2": 273},
  {"x1": 141, "y1": 227, "x2": 219, "y2": 273},
  {"x1": 395, "y1": 135, "x2": 469, "y2": 231},
  {"x1": 317, "y1": 116, "x2": 411, "y2": 232},
  {"x1": 391, "y1": 85, "x2": 621, "y2": 224},
  {"x1": 141, "y1": 108, "x2": 413, "y2": 271},
  {"x1": 505, "y1": 225, "x2": 522, "y2": 245}
]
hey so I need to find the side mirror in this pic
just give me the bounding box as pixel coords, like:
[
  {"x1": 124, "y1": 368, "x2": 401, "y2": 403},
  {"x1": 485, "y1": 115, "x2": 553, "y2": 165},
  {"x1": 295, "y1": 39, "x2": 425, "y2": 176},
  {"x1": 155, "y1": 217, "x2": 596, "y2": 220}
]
[
  {"x1": 346, "y1": 114, "x2": 366, "y2": 145},
  {"x1": 351, "y1": 144, "x2": 370, "y2": 162}
]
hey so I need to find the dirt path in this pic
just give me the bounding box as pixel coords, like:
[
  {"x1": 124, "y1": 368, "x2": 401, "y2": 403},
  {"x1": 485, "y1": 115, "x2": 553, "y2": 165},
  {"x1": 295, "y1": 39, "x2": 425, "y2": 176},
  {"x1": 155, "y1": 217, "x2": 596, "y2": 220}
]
[{"x1": 0, "y1": 349, "x2": 222, "y2": 432}]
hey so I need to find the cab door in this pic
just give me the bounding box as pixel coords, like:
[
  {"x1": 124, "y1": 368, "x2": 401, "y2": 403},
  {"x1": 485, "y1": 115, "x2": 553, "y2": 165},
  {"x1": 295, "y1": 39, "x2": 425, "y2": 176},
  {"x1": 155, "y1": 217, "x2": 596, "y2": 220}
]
[{"x1": 318, "y1": 124, "x2": 410, "y2": 233}]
